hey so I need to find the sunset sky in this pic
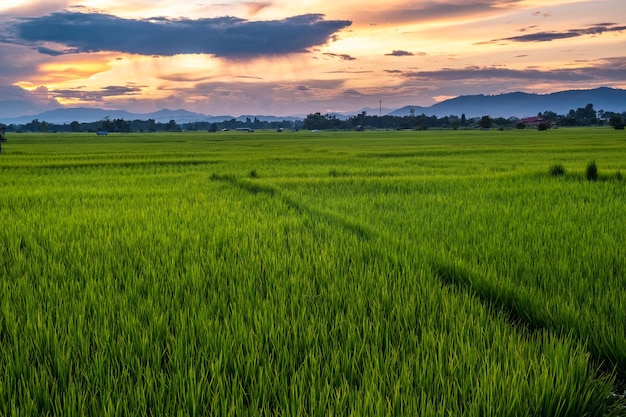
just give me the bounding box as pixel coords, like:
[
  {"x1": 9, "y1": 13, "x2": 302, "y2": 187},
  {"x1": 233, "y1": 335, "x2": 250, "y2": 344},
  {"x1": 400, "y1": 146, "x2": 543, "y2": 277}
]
[{"x1": 0, "y1": 0, "x2": 624, "y2": 117}]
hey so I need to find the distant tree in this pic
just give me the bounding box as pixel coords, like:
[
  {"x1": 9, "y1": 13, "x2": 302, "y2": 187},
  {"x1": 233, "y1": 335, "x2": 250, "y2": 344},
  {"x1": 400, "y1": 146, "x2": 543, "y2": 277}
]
[
  {"x1": 575, "y1": 103, "x2": 597, "y2": 125},
  {"x1": 165, "y1": 119, "x2": 181, "y2": 132},
  {"x1": 24, "y1": 119, "x2": 40, "y2": 132},
  {"x1": 493, "y1": 117, "x2": 509, "y2": 129},
  {"x1": 478, "y1": 115, "x2": 492, "y2": 129},
  {"x1": 113, "y1": 118, "x2": 131, "y2": 132},
  {"x1": 303, "y1": 112, "x2": 340, "y2": 130},
  {"x1": 98, "y1": 117, "x2": 114, "y2": 132},
  {"x1": 358, "y1": 111, "x2": 367, "y2": 127},
  {"x1": 414, "y1": 113, "x2": 430, "y2": 130},
  {"x1": 609, "y1": 115, "x2": 625, "y2": 130},
  {"x1": 461, "y1": 113, "x2": 467, "y2": 126},
  {"x1": 540, "y1": 111, "x2": 558, "y2": 123},
  {"x1": 303, "y1": 112, "x2": 326, "y2": 130},
  {"x1": 70, "y1": 121, "x2": 81, "y2": 132},
  {"x1": 23, "y1": 119, "x2": 50, "y2": 133}
]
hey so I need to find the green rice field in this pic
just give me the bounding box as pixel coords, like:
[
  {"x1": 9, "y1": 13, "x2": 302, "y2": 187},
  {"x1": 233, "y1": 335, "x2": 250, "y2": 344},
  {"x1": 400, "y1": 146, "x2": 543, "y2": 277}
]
[{"x1": 1, "y1": 128, "x2": 625, "y2": 415}]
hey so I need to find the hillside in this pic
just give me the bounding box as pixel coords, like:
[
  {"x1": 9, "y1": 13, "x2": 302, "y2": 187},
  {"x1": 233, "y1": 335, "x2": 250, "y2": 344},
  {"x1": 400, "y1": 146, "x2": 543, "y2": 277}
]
[{"x1": 389, "y1": 87, "x2": 626, "y2": 118}]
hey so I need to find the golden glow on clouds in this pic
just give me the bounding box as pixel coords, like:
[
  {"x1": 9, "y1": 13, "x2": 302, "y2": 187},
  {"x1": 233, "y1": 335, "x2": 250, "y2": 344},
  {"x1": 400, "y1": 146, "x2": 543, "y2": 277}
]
[
  {"x1": 0, "y1": 0, "x2": 69, "y2": 16},
  {"x1": 40, "y1": 59, "x2": 111, "y2": 83},
  {"x1": 0, "y1": 1, "x2": 30, "y2": 12},
  {"x1": 3, "y1": 0, "x2": 625, "y2": 114}
]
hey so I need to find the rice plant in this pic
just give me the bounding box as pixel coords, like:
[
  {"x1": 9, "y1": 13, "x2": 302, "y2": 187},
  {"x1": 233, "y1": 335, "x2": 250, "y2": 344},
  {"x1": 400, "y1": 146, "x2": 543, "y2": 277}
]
[
  {"x1": 1, "y1": 129, "x2": 625, "y2": 416},
  {"x1": 550, "y1": 163, "x2": 566, "y2": 177},
  {"x1": 586, "y1": 160, "x2": 598, "y2": 181}
]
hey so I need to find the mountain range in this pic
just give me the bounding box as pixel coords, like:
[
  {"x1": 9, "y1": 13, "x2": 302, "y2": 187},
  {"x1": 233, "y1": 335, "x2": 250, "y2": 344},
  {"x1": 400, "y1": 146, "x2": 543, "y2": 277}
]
[
  {"x1": 388, "y1": 87, "x2": 626, "y2": 118},
  {"x1": 0, "y1": 107, "x2": 301, "y2": 125},
  {"x1": 1, "y1": 87, "x2": 624, "y2": 125}
]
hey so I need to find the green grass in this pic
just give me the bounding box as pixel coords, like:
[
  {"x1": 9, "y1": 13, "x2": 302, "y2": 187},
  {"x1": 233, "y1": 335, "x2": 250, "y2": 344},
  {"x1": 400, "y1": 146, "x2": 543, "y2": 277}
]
[{"x1": 1, "y1": 128, "x2": 625, "y2": 415}]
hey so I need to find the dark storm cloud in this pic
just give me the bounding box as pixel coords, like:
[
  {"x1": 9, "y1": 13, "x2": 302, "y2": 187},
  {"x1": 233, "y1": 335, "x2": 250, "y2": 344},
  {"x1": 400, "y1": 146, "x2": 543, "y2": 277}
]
[
  {"x1": 37, "y1": 46, "x2": 65, "y2": 56},
  {"x1": 7, "y1": 11, "x2": 352, "y2": 58},
  {"x1": 486, "y1": 23, "x2": 626, "y2": 43}
]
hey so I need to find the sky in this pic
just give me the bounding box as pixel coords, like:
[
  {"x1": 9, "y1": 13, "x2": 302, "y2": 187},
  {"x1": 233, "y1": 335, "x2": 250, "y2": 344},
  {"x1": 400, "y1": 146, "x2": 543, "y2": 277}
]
[{"x1": 0, "y1": 0, "x2": 625, "y2": 117}]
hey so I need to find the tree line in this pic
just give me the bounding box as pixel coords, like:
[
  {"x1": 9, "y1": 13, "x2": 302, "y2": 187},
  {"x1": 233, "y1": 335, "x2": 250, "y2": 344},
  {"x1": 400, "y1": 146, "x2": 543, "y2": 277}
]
[
  {"x1": 303, "y1": 104, "x2": 626, "y2": 131},
  {"x1": 1, "y1": 103, "x2": 625, "y2": 134},
  {"x1": 0, "y1": 116, "x2": 300, "y2": 134}
]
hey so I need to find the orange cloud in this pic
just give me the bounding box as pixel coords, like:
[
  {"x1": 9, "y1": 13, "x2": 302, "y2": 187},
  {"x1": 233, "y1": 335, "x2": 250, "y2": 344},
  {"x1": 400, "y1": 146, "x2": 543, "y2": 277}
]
[
  {"x1": 245, "y1": 2, "x2": 273, "y2": 15},
  {"x1": 38, "y1": 58, "x2": 111, "y2": 83}
]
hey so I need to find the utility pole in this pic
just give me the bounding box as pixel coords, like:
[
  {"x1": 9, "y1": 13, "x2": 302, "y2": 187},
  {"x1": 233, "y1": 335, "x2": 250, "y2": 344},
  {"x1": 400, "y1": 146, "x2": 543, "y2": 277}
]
[{"x1": 379, "y1": 100, "x2": 382, "y2": 117}]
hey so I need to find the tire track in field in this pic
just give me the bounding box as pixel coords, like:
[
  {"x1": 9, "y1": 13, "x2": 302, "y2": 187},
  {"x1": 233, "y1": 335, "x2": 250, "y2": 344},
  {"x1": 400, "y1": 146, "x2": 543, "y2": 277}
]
[
  {"x1": 211, "y1": 174, "x2": 374, "y2": 241},
  {"x1": 431, "y1": 256, "x2": 626, "y2": 393},
  {"x1": 210, "y1": 172, "x2": 626, "y2": 397}
]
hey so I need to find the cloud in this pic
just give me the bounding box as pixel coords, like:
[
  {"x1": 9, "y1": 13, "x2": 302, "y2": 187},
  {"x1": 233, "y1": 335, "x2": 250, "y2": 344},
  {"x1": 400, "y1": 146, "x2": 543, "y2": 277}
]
[
  {"x1": 361, "y1": 0, "x2": 524, "y2": 24},
  {"x1": 48, "y1": 85, "x2": 143, "y2": 101},
  {"x1": 400, "y1": 57, "x2": 626, "y2": 84},
  {"x1": 385, "y1": 50, "x2": 417, "y2": 57},
  {"x1": 5, "y1": 11, "x2": 352, "y2": 58},
  {"x1": 244, "y1": 2, "x2": 273, "y2": 15},
  {"x1": 158, "y1": 73, "x2": 218, "y2": 83},
  {"x1": 323, "y1": 52, "x2": 356, "y2": 61},
  {"x1": 0, "y1": 1, "x2": 71, "y2": 17},
  {"x1": 325, "y1": 70, "x2": 373, "y2": 74},
  {"x1": 0, "y1": 42, "x2": 53, "y2": 85},
  {"x1": 487, "y1": 23, "x2": 626, "y2": 43},
  {"x1": 0, "y1": 85, "x2": 62, "y2": 118},
  {"x1": 518, "y1": 25, "x2": 538, "y2": 33},
  {"x1": 37, "y1": 46, "x2": 66, "y2": 56},
  {"x1": 147, "y1": 78, "x2": 353, "y2": 115},
  {"x1": 343, "y1": 89, "x2": 363, "y2": 97}
]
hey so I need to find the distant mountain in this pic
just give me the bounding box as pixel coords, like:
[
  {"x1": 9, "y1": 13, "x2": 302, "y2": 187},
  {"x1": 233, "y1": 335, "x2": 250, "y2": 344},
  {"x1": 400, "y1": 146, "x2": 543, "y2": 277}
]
[
  {"x1": 141, "y1": 109, "x2": 214, "y2": 124},
  {"x1": 0, "y1": 107, "x2": 302, "y2": 125},
  {"x1": 389, "y1": 87, "x2": 626, "y2": 118},
  {"x1": 7, "y1": 108, "x2": 136, "y2": 124},
  {"x1": 0, "y1": 108, "x2": 213, "y2": 125},
  {"x1": 2, "y1": 87, "x2": 625, "y2": 124}
]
